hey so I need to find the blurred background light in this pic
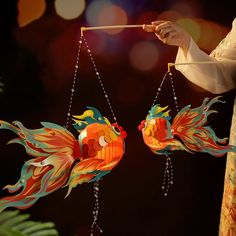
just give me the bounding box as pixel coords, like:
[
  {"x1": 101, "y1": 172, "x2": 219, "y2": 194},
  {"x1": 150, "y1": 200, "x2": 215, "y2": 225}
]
[
  {"x1": 129, "y1": 41, "x2": 159, "y2": 71},
  {"x1": 177, "y1": 18, "x2": 201, "y2": 43},
  {"x1": 199, "y1": 20, "x2": 229, "y2": 52},
  {"x1": 110, "y1": 0, "x2": 149, "y2": 16},
  {"x1": 55, "y1": 0, "x2": 86, "y2": 20},
  {"x1": 17, "y1": 0, "x2": 46, "y2": 27},
  {"x1": 86, "y1": 0, "x2": 112, "y2": 26},
  {"x1": 86, "y1": 0, "x2": 128, "y2": 35},
  {"x1": 98, "y1": 5, "x2": 128, "y2": 34}
]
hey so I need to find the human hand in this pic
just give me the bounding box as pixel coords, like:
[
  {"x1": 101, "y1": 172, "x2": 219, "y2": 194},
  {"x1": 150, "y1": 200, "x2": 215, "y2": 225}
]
[{"x1": 143, "y1": 21, "x2": 191, "y2": 53}]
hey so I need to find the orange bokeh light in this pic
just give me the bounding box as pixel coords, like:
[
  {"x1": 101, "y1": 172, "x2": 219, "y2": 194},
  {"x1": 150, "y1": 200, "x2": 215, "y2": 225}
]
[
  {"x1": 98, "y1": 5, "x2": 128, "y2": 35},
  {"x1": 129, "y1": 41, "x2": 159, "y2": 71},
  {"x1": 17, "y1": 0, "x2": 46, "y2": 27}
]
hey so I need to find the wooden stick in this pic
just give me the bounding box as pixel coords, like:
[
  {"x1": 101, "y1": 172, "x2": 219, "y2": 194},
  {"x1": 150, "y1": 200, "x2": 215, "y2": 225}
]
[
  {"x1": 81, "y1": 24, "x2": 144, "y2": 36},
  {"x1": 168, "y1": 60, "x2": 236, "y2": 72}
]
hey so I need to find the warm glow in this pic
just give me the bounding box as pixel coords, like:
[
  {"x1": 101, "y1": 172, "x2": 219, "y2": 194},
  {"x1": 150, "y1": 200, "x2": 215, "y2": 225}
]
[
  {"x1": 98, "y1": 5, "x2": 128, "y2": 34},
  {"x1": 177, "y1": 18, "x2": 201, "y2": 43},
  {"x1": 129, "y1": 41, "x2": 159, "y2": 71},
  {"x1": 86, "y1": 0, "x2": 112, "y2": 26},
  {"x1": 55, "y1": 0, "x2": 86, "y2": 20},
  {"x1": 17, "y1": 0, "x2": 46, "y2": 27},
  {"x1": 196, "y1": 19, "x2": 229, "y2": 52},
  {"x1": 86, "y1": 1, "x2": 128, "y2": 35}
]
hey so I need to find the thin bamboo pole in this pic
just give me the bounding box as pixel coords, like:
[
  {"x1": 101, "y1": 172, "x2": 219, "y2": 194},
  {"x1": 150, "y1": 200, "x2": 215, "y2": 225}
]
[
  {"x1": 81, "y1": 24, "x2": 145, "y2": 36},
  {"x1": 168, "y1": 60, "x2": 236, "y2": 72}
]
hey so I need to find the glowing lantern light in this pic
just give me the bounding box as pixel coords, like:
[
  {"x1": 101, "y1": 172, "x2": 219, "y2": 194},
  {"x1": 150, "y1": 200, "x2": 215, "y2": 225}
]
[
  {"x1": 55, "y1": 0, "x2": 85, "y2": 20},
  {"x1": 17, "y1": 0, "x2": 46, "y2": 27},
  {"x1": 129, "y1": 41, "x2": 159, "y2": 71}
]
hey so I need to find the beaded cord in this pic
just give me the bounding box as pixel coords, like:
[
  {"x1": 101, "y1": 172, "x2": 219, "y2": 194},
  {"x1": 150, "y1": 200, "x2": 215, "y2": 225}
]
[
  {"x1": 151, "y1": 71, "x2": 179, "y2": 196},
  {"x1": 66, "y1": 35, "x2": 120, "y2": 235}
]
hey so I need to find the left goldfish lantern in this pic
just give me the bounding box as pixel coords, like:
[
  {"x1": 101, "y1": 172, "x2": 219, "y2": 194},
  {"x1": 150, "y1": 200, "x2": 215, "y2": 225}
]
[{"x1": 0, "y1": 106, "x2": 126, "y2": 212}]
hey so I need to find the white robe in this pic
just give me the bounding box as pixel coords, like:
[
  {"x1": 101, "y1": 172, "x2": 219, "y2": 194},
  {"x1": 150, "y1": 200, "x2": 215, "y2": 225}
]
[{"x1": 175, "y1": 18, "x2": 236, "y2": 236}]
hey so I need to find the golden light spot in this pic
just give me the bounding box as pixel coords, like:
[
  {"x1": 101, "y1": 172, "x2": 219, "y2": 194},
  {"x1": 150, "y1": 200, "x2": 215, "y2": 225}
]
[
  {"x1": 17, "y1": 0, "x2": 46, "y2": 27},
  {"x1": 55, "y1": 0, "x2": 85, "y2": 20},
  {"x1": 98, "y1": 5, "x2": 128, "y2": 35},
  {"x1": 129, "y1": 41, "x2": 159, "y2": 71}
]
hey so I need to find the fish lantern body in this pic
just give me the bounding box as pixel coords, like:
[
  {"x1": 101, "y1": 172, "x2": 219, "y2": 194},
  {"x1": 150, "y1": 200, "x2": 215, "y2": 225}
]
[
  {"x1": 139, "y1": 96, "x2": 236, "y2": 156},
  {"x1": 0, "y1": 107, "x2": 126, "y2": 212}
]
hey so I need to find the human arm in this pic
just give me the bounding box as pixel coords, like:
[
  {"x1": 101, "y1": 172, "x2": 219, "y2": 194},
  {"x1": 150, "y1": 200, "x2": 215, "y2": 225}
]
[{"x1": 143, "y1": 19, "x2": 236, "y2": 94}]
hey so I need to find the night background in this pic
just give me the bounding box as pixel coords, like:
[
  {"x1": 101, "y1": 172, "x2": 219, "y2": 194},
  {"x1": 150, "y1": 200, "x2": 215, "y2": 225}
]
[{"x1": 0, "y1": 0, "x2": 235, "y2": 235}]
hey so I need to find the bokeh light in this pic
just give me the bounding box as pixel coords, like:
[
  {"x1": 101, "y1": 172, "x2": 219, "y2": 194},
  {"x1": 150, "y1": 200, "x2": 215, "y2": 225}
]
[
  {"x1": 86, "y1": 0, "x2": 128, "y2": 35},
  {"x1": 55, "y1": 0, "x2": 86, "y2": 20},
  {"x1": 86, "y1": 0, "x2": 112, "y2": 26},
  {"x1": 98, "y1": 5, "x2": 128, "y2": 34},
  {"x1": 198, "y1": 20, "x2": 229, "y2": 52},
  {"x1": 129, "y1": 41, "x2": 159, "y2": 71},
  {"x1": 177, "y1": 18, "x2": 201, "y2": 43},
  {"x1": 17, "y1": 0, "x2": 46, "y2": 27}
]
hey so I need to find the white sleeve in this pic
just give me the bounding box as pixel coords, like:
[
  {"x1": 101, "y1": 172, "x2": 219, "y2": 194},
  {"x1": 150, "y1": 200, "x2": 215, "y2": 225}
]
[{"x1": 175, "y1": 19, "x2": 236, "y2": 94}]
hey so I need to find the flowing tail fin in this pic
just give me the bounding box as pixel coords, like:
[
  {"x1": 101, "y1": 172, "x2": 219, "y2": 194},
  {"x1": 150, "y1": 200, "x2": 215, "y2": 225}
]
[
  {"x1": 0, "y1": 120, "x2": 79, "y2": 212},
  {"x1": 171, "y1": 96, "x2": 236, "y2": 156},
  {"x1": 0, "y1": 153, "x2": 75, "y2": 212}
]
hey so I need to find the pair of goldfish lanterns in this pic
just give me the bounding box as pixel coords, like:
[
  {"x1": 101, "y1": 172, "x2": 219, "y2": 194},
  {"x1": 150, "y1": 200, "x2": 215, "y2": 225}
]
[
  {"x1": 0, "y1": 95, "x2": 234, "y2": 213},
  {"x1": 0, "y1": 24, "x2": 235, "y2": 235}
]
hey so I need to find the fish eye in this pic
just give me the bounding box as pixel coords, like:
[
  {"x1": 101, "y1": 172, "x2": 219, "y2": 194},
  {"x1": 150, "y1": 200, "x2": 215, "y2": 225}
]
[{"x1": 112, "y1": 126, "x2": 121, "y2": 135}]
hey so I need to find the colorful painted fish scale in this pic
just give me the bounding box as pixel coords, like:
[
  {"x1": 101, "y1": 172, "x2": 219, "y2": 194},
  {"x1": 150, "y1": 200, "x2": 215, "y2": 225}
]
[
  {"x1": 0, "y1": 107, "x2": 126, "y2": 212},
  {"x1": 139, "y1": 96, "x2": 236, "y2": 156}
]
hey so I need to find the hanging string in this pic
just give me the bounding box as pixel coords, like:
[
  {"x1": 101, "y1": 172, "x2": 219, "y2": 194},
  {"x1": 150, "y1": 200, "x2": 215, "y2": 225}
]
[
  {"x1": 162, "y1": 155, "x2": 174, "y2": 196},
  {"x1": 151, "y1": 70, "x2": 169, "y2": 107},
  {"x1": 151, "y1": 70, "x2": 180, "y2": 196},
  {"x1": 66, "y1": 35, "x2": 111, "y2": 235},
  {"x1": 90, "y1": 181, "x2": 103, "y2": 236},
  {"x1": 169, "y1": 72, "x2": 179, "y2": 113},
  {"x1": 81, "y1": 36, "x2": 118, "y2": 124},
  {"x1": 65, "y1": 36, "x2": 83, "y2": 129}
]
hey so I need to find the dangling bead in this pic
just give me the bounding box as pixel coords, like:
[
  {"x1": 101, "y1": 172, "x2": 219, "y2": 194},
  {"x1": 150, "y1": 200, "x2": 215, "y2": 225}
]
[
  {"x1": 162, "y1": 155, "x2": 174, "y2": 196},
  {"x1": 90, "y1": 181, "x2": 103, "y2": 236}
]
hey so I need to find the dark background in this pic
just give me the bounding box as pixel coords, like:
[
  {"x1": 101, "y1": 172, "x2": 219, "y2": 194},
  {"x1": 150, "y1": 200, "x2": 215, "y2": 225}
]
[{"x1": 0, "y1": 1, "x2": 235, "y2": 235}]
